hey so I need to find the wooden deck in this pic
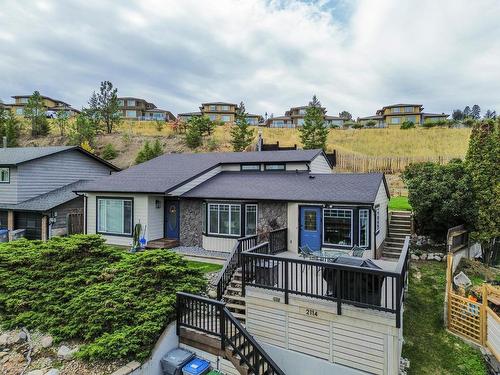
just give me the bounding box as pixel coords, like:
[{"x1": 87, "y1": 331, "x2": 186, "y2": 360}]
[{"x1": 145, "y1": 238, "x2": 179, "y2": 249}]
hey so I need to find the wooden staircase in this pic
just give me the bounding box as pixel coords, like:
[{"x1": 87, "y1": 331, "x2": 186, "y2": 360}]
[
  {"x1": 223, "y1": 268, "x2": 247, "y2": 324},
  {"x1": 145, "y1": 238, "x2": 179, "y2": 249},
  {"x1": 383, "y1": 211, "x2": 412, "y2": 259}
]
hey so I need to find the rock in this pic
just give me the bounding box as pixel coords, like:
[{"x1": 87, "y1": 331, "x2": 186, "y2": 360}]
[
  {"x1": 41, "y1": 336, "x2": 53, "y2": 348},
  {"x1": 45, "y1": 369, "x2": 60, "y2": 375},
  {"x1": 0, "y1": 334, "x2": 9, "y2": 346},
  {"x1": 420, "y1": 254, "x2": 427, "y2": 260},
  {"x1": 410, "y1": 254, "x2": 419, "y2": 261},
  {"x1": 57, "y1": 345, "x2": 77, "y2": 360},
  {"x1": 10, "y1": 331, "x2": 26, "y2": 344},
  {"x1": 442, "y1": 255, "x2": 447, "y2": 262},
  {"x1": 0, "y1": 352, "x2": 8, "y2": 359},
  {"x1": 26, "y1": 370, "x2": 45, "y2": 375},
  {"x1": 434, "y1": 256, "x2": 442, "y2": 262}
]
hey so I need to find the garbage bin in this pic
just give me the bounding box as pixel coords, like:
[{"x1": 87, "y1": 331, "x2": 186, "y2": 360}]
[
  {"x1": 0, "y1": 229, "x2": 8, "y2": 243},
  {"x1": 161, "y1": 348, "x2": 195, "y2": 375},
  {"x1": 182, "y1": 358, "x2": 210, "y2": 375}
]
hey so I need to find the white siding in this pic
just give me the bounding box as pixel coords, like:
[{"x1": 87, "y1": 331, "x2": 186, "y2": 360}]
[
  {"x1": 0, "y1": 166, "x2": 17, "y2": 204},
  {"x1": 374, "y1": 181, "x2": 389, "y2": 250},
  {"x1": 147, "y1": 196, "x2": 164, "y2": 241},
  {"x1": 86, "y1": 192, "x2": 149, "y2": 247},
  {"x1": 487, "y1": 312, "x2": 500, "y2": 360},
  {"x1": 16, "y1": 150, "x2": 112, "y2": 203},
  {"x1": 309, "y1": 154, "x2": 332, "y2": 174},
  {"x1": 202, "y1": 235, "x2": 238, "y2": 252},
  {"x1": 168, "y1": 166, "x2": 221, "y2": 196},
  {"x1": 285, "y1": 162, "x2": 309, "y2": 171},
  {"x1": 245, "y1": 289, "x2": 401, "y2": 375}
]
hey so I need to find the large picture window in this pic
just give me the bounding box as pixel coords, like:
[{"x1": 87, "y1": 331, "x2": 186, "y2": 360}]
[
  {"x1": 245, "y1": 204, "x2": 257, "y2": 236},
  {"x1": 208, "y1": 203, "x2": 241, "y2": 236},
  {"x1": 97, "y1": 198, "x2": 133, "y2": 235},
  {"x1": 359, "y1": 209, "x2": 369, "y2": 247},
  {"x1": 323, "y1": 209, "x2": 352, "y2": 247},
  {"x1": 0, "y1": 168, "x2": 9, "y2": 183}
]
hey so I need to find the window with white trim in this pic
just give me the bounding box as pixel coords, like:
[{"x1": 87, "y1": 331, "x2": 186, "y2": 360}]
[
  {"x1": 375, "y1": 206, "x2": 380, "y2": 233},
  {"x1": 264, "y1": 164, "x2": 285, "y2": 171},
  {"x1": 127, "y1": 99, "x2": 136, "y2": 107},
  {"x1": 209, "y1": 105, "x2": 216, "y2": 111},
  {"x1": 390, "y1": 117, "x2": 401, "y2": 124},
  {"x1": 323, "y1": 208, "x2": 352, "y2": 246},
  {"x1": 97, "y1": 198, "x2": 133, "y2": 235},
  {"x1": 0, "y1": 168, "x2": 9, "y2": 183},
  {"x1": 359, "y1": 209, "x2": 369, "y2": 247},
  {"x1": 221, "y1": 115, "x2": 231, "y2": 122},
  {"x1": 241, "y1": 164, "x2": 260, "y2": 171},
  {"x1": 245, "y1": 204, "x2": 257, "y2": 236},
  {"x1": 222, "y1": 105, "x2": 230, "y2": 110},
  {"x1": 208, "y1": 203, "x2": 241, "y2": 236}
]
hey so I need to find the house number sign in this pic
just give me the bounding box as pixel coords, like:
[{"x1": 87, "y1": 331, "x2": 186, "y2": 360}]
[{"x1": 304, "y1": 308, "x2": 319, "y2": 317}]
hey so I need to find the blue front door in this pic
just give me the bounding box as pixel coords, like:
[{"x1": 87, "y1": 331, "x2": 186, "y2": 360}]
[
  {"x1": 300, "y1": 206, "x2": 322, "y2": 251},
  {"x1": 165, "y1": 200, "x2": 180, "y2": 239}
]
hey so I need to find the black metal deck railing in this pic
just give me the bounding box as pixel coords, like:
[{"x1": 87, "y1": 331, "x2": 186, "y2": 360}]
[
  {"x1": 241, "y1": 236, "x2": 410, "y2": 328},
  {"x1": 177, "y1": 292, "x2": 285, "y2": 375},
  {"x1": 214, "y1": 234, "x2": 258, "y2": 300}
]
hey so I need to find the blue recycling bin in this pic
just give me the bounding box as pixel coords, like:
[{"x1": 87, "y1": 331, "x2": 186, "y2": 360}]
[
  {"x1": 182, "y1": 358, "x2": 210, "y2": 375},
  {"x1": 0, "y1": 229, "x2": 8, "y2": 243}
]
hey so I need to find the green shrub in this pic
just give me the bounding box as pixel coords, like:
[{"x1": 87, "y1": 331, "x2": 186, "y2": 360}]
[
  {"x1": 422, "y1": 121, "x2": 437, "y2": 128},
  {"x1": 155, "y1": 120, "x2": 164, "y2": 132},
  {"x1": 185, "y1": 123, "x2": 203, "y2": 149},
  {"x1": 0, "y1": 235, "x2": 206, "y2": 361},
  {"x1": 365, "y1": 120, "x2": 377, "y2": 128},
  {"x1": 400, "y1": 121, "x2": 415, "y2": 129},
  {"x1": 101, "y1": 143, "x2": 118, "y2": 160},
  {"x1": 135, "y1": 139, "x2": 164, "y2": 164},
  {"x1": 351, "y1": 123, "x2": 364, "y2": 129}
]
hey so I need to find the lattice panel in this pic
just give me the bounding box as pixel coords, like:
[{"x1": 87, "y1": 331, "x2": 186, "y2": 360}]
[{"x1": 449, "y1": 293, "x2": 482, "y2": 344}]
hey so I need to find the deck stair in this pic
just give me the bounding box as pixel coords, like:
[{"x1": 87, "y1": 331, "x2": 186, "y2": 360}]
[
  {"x1": 145, "y1": 238, "x2": 179, "y2": 249},
  {"x1": 222, "y1": 268, "x2": 246, "y2": 324},
  {"x1": 383, "y1": 211, "x2": 412, "y2": 259}
]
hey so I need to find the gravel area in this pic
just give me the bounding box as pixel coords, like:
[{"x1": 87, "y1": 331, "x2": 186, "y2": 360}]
[{"x1": 170, "y1": 246, "x2": 229, "y2": 260}]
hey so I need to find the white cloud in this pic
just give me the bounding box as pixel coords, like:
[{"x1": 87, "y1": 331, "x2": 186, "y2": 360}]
[{"x1": 0, "y1": 0, "x2": 499, "y2": 118}]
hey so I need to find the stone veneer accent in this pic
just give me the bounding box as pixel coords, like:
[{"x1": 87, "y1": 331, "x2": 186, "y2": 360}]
[
  {"x1": 179, "y1": 200, "x2": 203, "y2": 247},
  {"x1": 257, "y1": 202, "x2": 287, "y2": 241}
]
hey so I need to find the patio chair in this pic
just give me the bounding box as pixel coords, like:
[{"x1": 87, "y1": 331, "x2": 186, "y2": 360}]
[{"x1": 351, "y1": 246, "x2": 367, "y2": 257}]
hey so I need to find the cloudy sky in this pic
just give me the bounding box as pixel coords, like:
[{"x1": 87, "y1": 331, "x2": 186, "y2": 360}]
[{"x1": 0, "y1": 0, "x2": 499, "y2": 117}]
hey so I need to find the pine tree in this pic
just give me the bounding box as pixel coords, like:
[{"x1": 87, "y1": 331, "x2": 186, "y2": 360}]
[
  {"x1": 135, "y1": 139, "x2": 164, "y2": 164},
  {"x1": 463, "y1": 106, "x2": 471, "y2": 118},
  {"x1": 0, "y1": 109, "x2": 21, "y2": 147},
  {"x1": 55, "y1": 109, "x2": 70, "y2": 136},
  {"x1": 471, "y1": 104, "x2": 481, "y2": 120},
  {"x1": 299, "y1": 95, "x2": 328, "y2": 150},
  {"x1": 484, "y1": 109, "x2": 496, "y2": 119},
  {"x1": 96, "y1": 81, "x2": 121, "y2": 134},
  {"x1": 464, "y1": 119, "x2": 500, "y2": 264},
  {"x1": 338, "y1": 110, "x2": 353, "y2": 121},
  {"x1": 230, "y1": 102, "x2": 254, "y2": 152},
  {"x1": 24, "y1": 91, "x2": 49, "y2": 137}
]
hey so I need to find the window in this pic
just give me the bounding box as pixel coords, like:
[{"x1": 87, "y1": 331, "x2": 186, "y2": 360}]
[
  {"x1": 359, "y1": 209, "x2": 369, "y2": 247},
  {"x1": 208, "y1": 203, "x2": 241, "y2": 236},
  {"x1": 298, "y1": 109, "x2": 306, "y2": 115},
  {"x1": 392, "y1": 107, "x2": 401, "y2": 113},
  {"x1": 404, "y1": 107, "x2": 414, "y2": 113},
  {"x1": 97, "y1": 198, "x2": 133, "y2": 236},
  {"x1": 273, "y1": 120, "x2": 284, "y2": 127},
  {"x1": 15, "y1": 108, "x2": 24, "y2": 115},
  {"x1": 297, "y1": 118, "x2": 305, "y2": 126},
  {"x1": 221, "y1": 115, "x2": 231, "y2": 122},
  {"x1": 264, "y1": 164, "x2": 285, "y2": 171},
  {"x1": 323, "y1": 209, "x2": 352, "y2": 246},
  {"x1": 246, "y1": 117, "x2": 257, "y2": 125},
  {"x1": 118, "y1": 100, "x2": 124, "y2": 106},
  {"x1": 304, "y1": 209, "x2": 317, "y2": 231},
  {"x1": 222, "y1": 105, "x2": 230, "y2": 111},
  {"x1": 406, "y1": 115, "x2": 416, "y2": 123},
  {"x1": 0, "y1": 168, "x2": 9, "y2": 183},
  {"x1": 127, "y1": 99, "x2": 136, "y2": 107},
  {"x1": 19, "y1": 98, "x2": 28, "y2": 104},
  {"x1": 245, "y1": 204, "x2": 257, "y2": 236},
  {"x1": 209, "y1": 105, "x2": 216, "y2": 111},
  {"x1": 126, "y1": 110, "x2": 137, "y2": 118},
  {"x1": 390, "y1": 117, "x2": 401, "y2": 124},
  {"x1": 209, "y1": 114, "x2": 216, "y2": 121},
  {"x1": 241, "y1": 164, "x2": 261, "y2": 171},
  {"x1": 375, "y1": 206, "x2": 380, "y2": 233}
]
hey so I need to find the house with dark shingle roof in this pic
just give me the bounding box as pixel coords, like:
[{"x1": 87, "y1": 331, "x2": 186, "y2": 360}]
[
  {"x1": 0, "y1": 146, "x2": 119, "y2": 240},
  {"x1": 77, "y1": 149, "x2": 389, "y2": 259},
  {"x1": 358, "y1": 103, "x2": 449, "y2": 127}
]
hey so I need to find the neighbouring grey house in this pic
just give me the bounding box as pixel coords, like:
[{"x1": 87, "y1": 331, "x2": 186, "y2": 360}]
[
  {"x1": 0, "y1": 146, "x2": 119, "y2": 240},
  {"x1": 78, "y1": 149, "x2": 389, "y2": 259}
]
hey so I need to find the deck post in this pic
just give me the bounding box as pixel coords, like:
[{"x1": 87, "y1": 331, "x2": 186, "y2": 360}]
[
  {"x1": 284, "y1": 259, "x2": 289, "y2": 305},
  {"x1": 219, "y1": 304, "x2": 225, "y2": 350},
  {"x1": 241, "y1": 254, "x2": 246, "y2": 297},
  {"x1": 176, "y1": 294, "x2": 180, "y2": 336},
  {"x1": 396, "y1": 274, "x2": 401, "y2": 328},
  {"x1": 337, "y1": 270, "x2": 342, "y2": 316}
]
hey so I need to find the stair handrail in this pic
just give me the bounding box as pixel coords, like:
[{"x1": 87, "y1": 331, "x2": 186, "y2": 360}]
[
  {"x1": 213, "y1": 234, "x2": 257, "y2": 300},
  {"x1": 176, "y1": 292, "x2": 285, "y2": 375}
]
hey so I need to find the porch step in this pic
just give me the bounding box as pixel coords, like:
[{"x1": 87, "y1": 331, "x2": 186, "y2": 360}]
[
  {"x1": 146, "y1": 238, "x2": 179, "y2": 249},
  {"x1": 226, "y1": 303, "x2": 246, "y2": 311},
  {"x1": 231, "y1": 312, "x2": 246, "y2": 321},
  {"x1": 223, "y1": 294, "x2": 246, "y2": 302},
  {"x1": 382, "y1": 251, "x2": 401, "y2": 259},
  {"x1": 226, "y1": 286, "x2": 242, "y2": 293},
  {"x1": 391, "y1": 211, "x2": 411, "y2": 217}
]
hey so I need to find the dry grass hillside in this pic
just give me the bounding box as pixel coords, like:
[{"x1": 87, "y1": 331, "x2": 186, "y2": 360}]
[{"x1": 17, "y1": 121, "x2": 471, "y2": 170}]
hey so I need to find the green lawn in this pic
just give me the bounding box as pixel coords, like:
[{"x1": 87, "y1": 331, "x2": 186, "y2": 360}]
[
  {"x1": 402, "y1": 262, "x2": 486, "y2": 375},
  {"x1": 389, "y1": 196, "x2": 412, "y2": 211},
  {"x1": 186, "y1": 260, "x2": 223, "y2": 273}
]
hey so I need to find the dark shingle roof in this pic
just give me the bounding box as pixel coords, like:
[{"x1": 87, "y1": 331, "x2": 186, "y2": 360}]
[
  {"x1": 78, "y1": 150, "x2": 324, "y2": 194},
  {"x1": 182, "y1": 171, "x2": 386, "y2": 203},
  {"x1": 0, "y1": 180, "x2": 86, "y2": 211}
]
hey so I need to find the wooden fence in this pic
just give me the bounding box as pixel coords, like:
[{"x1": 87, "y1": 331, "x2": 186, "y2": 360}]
[
  {"x1": 335, "y1": 151, "x2": 461, "y2": 174},
  {"x1": 446, "y1": 253, "x2": 500, "y2": 360}
]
